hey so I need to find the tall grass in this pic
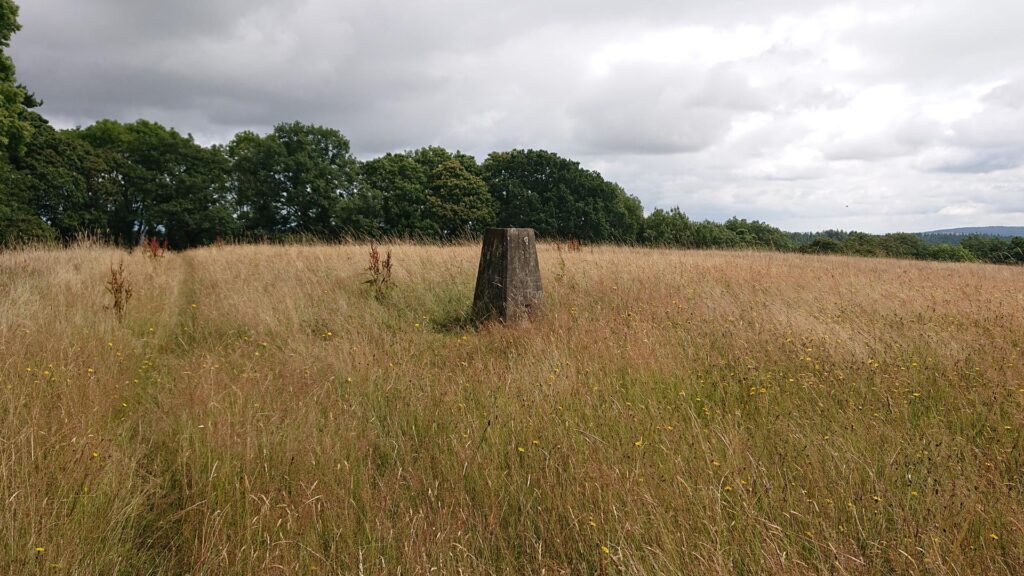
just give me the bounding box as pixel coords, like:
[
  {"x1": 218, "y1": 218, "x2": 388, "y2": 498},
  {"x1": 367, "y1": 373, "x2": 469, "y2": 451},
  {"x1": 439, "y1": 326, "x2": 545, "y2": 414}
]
[{"x1": 1, "y1": 243, "x2": 1022, "y2": 574}]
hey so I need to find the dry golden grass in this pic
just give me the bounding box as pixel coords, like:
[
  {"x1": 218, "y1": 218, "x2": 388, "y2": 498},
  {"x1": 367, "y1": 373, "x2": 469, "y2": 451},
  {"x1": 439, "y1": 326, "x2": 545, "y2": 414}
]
[{"x1": 1, "y1": 242, "x2": 1022, "y2": 575}]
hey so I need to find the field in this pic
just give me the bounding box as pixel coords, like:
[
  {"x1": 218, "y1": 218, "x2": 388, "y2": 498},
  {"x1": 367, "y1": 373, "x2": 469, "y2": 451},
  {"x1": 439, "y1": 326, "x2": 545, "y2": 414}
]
[{"x1": 1, "y1": 242, "x2": 1023, "y2": 575}]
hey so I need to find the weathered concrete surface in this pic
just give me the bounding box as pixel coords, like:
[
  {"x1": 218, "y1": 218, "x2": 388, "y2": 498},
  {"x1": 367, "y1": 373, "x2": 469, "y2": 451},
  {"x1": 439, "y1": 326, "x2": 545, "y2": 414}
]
[{"x1": 472, "y1": 228, "x2": 544, "y2": 324}]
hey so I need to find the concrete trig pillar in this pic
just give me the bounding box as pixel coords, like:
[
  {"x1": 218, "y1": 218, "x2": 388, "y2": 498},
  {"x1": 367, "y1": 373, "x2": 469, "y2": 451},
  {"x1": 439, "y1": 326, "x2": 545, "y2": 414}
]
[{"x1": 472, "y1": 228, "x2": 544, "y2": 324}]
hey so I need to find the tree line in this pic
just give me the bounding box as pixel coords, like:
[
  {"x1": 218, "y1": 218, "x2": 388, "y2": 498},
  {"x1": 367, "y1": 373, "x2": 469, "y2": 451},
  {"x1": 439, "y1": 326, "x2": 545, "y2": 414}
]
[
  {"x1": 0, "y1": 114, "x2": 651, "y2": 248},
  {"x1": 0, "y1": 0, "x2": 1021, "y2": 265},
  {"x1": 2, "y1": 111, "x2": 1020, "y2": 266},
  {"x1": 790, "y1": 230, "x2": 1024, "y2": 264}
]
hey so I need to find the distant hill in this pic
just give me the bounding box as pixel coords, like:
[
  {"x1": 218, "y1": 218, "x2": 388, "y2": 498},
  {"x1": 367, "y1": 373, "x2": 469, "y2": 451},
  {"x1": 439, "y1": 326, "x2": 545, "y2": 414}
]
[
  {"x1": 920, "y1": 226, "x2": 1024, "y2": 237},
  {"x1": 792, "y1": 226, "x2": 1023, "y2": 248}
]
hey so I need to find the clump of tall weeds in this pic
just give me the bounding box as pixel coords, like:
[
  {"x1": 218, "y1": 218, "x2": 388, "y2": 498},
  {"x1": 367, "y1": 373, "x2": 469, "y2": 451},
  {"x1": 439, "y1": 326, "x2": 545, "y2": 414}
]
[
  {"x1": 366, "y1": 243, "x2": 394, "y2": 300},
  {"x1": 106, "y1": 258, "x2": 133, "y2": 323}
]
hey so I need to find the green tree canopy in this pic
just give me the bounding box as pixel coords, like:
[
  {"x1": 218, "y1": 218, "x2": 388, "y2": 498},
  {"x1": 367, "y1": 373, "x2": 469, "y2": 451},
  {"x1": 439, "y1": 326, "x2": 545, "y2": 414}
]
[
  {"x1": 425, "y1": 159, "x2": 496, "y2": 239},
  {"x1": 0, "y1": 0, "x2": 50, "y2": 245},
  {"x1": 643, "y1": 208, "x2": 696, "y2": 246},
  {"x1": 74, "y1": 119, "x2": 235, "y2": 248},
  {"x1": 799, "y1": 237, "x2": 844, "y2": 254},
  {"x1": 482, "y1": 149, "x2": 643, "y2": 242},
  {"x1": 13, "y1": 111, "x2": 114, "y2": 242},
  {"x1": 926, "y1": 243, "x2": 973, "y2": 262},
  {"x1": 0, "y1": 0, "x2": 32, "y2": 158},
  {"x1": 356, "y1": 146, "x2": 490, "y2": 240},
  {"x1": 960, "y1": 235, "x2": 1018, "y2": 264},
  {"x1": 227, "y1": 122, "x2": 358, "y2": 238},
  {"x1": 0, "y1": 157, "x2": 54, "y2": 245},
  {"x1": 357, "y1": 152, "x2": 432, "y2": 238},
  {"x1": 724, "y1": 218, "x2": 795, "y2": 250},
  {"x1": 226, "y1": 130, "x2": 289, "y2": 236}
]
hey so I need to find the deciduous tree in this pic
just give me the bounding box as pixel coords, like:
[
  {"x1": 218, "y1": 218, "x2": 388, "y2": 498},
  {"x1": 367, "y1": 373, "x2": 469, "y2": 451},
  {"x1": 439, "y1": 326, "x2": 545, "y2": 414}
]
[{"x1": 425, "y1": 159, "x2": 496, "y2": 239}]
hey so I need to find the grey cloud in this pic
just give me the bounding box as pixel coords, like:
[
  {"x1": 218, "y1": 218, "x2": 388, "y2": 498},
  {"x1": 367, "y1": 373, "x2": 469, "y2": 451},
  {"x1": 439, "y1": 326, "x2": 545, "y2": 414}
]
[
  {"x1": 950, "y1": 85, "x2": 1024, "y2": 150},
  {"x1": 916, "y1": 147, "x2": 1024, "y2": 174},
  {"x1": 825, "y1": 115, "x2": 941, "y2": 161},
  {"x1": 913, "y1": 80, "x2": 1024, "y2": 173},
  {"x1": 984, "y1": 81, "x2": 1024, "y2": 109},
  {"x1": 844, "y1": 1, "x2": 1024, "y2": 87},
  {"x1": 9, "y1": 0, "x2": 1024, "y2": 231},
  {"x1": 571, "y1": 63, "x2": 767, "y2": 155}
]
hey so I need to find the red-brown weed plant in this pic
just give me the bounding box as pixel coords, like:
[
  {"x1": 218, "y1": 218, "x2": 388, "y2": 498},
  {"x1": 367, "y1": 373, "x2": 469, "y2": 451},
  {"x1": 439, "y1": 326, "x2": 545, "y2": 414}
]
[
  {"x1": 567, "y1": 238, "x2": 582, "y2": 252},
  {"x1": 106, "y1": 258, "x2": 133, "y2": 323},
  {"x1": 366, "y1": 242, "x2": 394, "y2": 300},
  {"x1": 143, "y1": 236, "x2": 168, "y2": 258}
]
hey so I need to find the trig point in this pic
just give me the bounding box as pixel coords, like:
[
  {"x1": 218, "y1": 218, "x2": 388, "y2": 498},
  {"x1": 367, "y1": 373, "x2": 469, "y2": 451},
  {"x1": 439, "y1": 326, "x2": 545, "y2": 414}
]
[{"x1": 472, "y1": 228, "x2": 544, "y2": 324}]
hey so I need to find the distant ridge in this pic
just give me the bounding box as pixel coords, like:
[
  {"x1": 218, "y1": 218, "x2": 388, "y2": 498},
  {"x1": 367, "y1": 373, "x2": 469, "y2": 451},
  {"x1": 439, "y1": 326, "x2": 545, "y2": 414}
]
[{"x1": 920, "y1": 226, "x2": 1024, "y2": 237}]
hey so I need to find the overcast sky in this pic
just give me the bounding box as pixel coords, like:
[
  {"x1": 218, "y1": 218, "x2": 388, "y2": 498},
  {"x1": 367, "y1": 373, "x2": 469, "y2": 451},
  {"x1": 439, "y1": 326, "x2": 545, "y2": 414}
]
[{"x1": 11, "y1": 0, "x2": 1024, "y2": 232}]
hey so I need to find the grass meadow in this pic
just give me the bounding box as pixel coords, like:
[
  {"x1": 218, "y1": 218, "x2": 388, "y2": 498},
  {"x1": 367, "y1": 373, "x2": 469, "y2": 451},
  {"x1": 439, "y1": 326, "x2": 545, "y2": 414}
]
[{"x1": 1, "y1": 242, "x2": 1023, "y2": 575}]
